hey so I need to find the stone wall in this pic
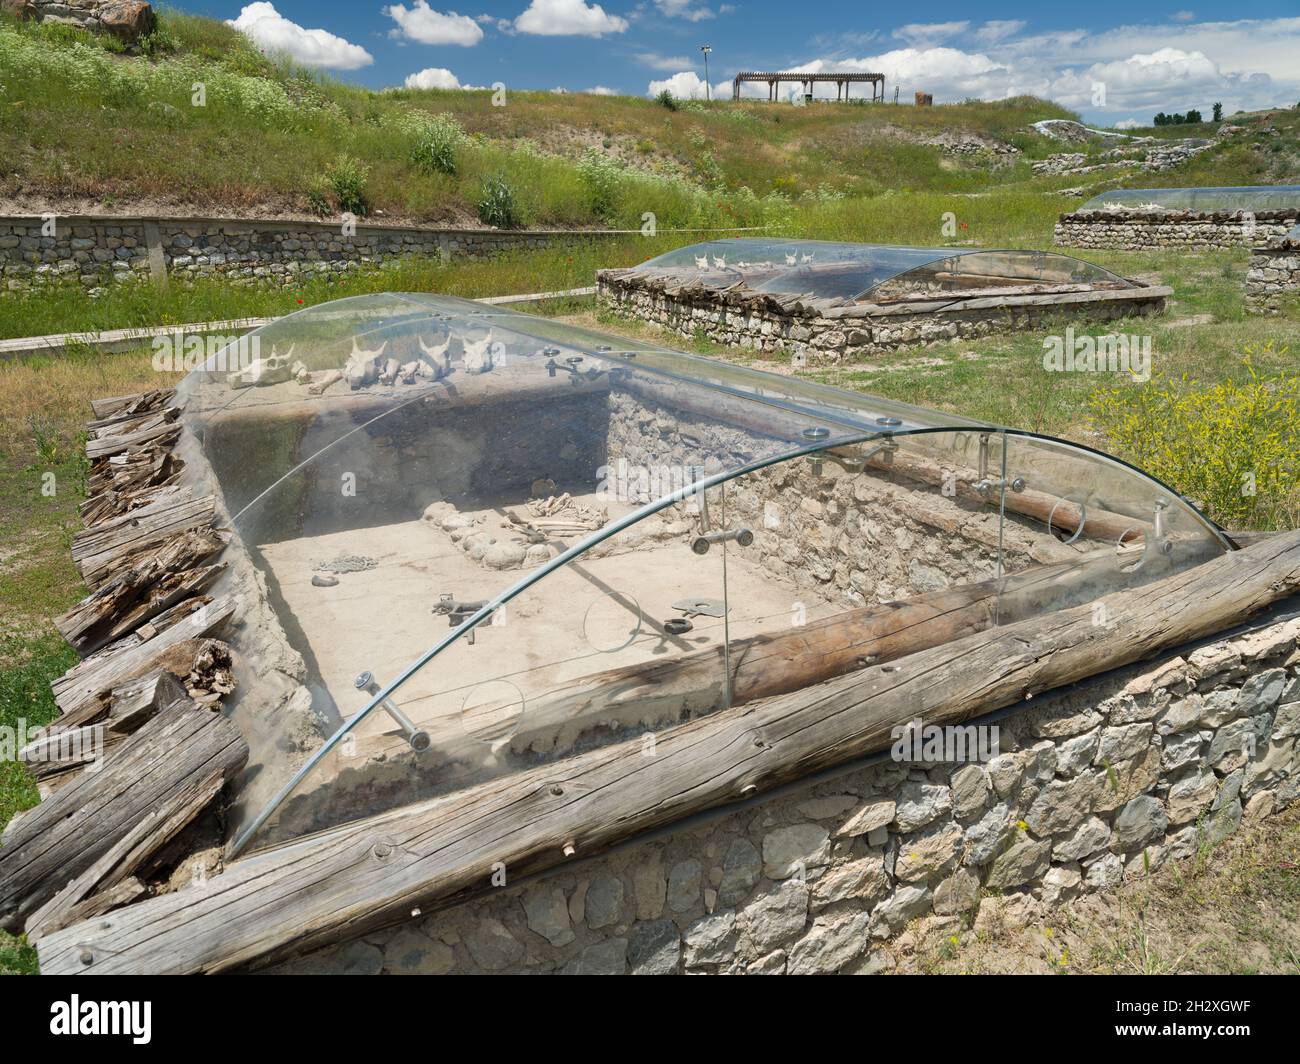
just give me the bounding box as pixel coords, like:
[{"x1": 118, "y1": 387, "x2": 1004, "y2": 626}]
[
  {"x1": 1245, "y1": 238, "x2": 1300, "y2": 314},
  {"x1": 1054, "y1": 209, "x2": 1298, "y2": 251},
  {"x1": 597, "y1": 274, "x2": 1166, "y2": 366},
  {"x1": 0, "y1": 214, "x2": 604, "y2": 294},
  {"x1": 275, "y1": 614, "x2": 1300, "y2": 974}
]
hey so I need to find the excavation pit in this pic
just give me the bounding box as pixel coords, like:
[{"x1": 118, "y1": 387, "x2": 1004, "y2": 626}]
[{"x1": 173, "y1": 294, "x2": 1230, "y2": 854}]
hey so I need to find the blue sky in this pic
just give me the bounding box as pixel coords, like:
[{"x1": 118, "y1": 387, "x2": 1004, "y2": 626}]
[{"x1": 182, "y1": 1, "x2": 1300, "y2": 126}]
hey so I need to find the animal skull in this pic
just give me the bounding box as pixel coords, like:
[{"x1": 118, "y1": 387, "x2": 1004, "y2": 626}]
[{"x1": 417, "y1": 335, "x2": 453, "y2": 378}]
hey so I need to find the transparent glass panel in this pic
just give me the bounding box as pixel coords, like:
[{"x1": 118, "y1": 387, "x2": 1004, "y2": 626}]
[
  {"x1": 625, "y1": 238, "x2": 1136, "y2": 303},
  {"x1": 257, "y1": 482, "x2": 732, "y2": 844},
  {"x1": 1080, "y1": 185, "x2": 1300, "y2": 213},
  {"x1": 177, "y1": 295, "x2": 1233, "y2": 855},
  {"x1": 870, "y1": 251, "x2": 1134, "y2": 301},
  {"x1": 991, "y1": 434, "x2": 1227, "y2": 619}
]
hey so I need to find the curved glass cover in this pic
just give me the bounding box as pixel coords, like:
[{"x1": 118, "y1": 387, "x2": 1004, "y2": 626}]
[
  {"x1": 628, "y1": 238, "x2": 1133, "y2": 303},
  {"x1": 175, "y1": 294, "x2": 1231, "y2": 854},
  {"x1": 1080, "y1": 185, "x2": 1300, "y2": 212}
]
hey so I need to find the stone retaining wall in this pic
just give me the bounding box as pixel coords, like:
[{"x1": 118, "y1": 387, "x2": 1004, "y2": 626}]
[
  {"x1": 597, "y1": 274, "x2": 1166, "y2": 365},
  {"x1": 276, "y1": 613, "x2": 1300, "y2": 974},
  {"x1": 1245, "y1": 239, "x2": 1300, "y2": 314},
  {"x1": 0, "y1": 214, "x2": 608, "y2": 294},
  {"x1": 1054, "y1": 209, "x2": 1297, "y2": 250}
]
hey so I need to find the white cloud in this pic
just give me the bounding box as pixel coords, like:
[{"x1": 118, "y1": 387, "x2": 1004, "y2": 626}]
[
  {"x1": 385, "y1": 3, "x2": 484, "y2": 46},
  {"x1": 1172, "y1": 10, "x2": 1196, "y2": 22},
  {"x1": 404, "y1": 66, "x2": 464, "y2": 89},
  {"x1": 514, "y1": 0, "x2": 629, "y2": 36},
  {"x1": 1045, "y1": 46, "x2": 1277, "y2": 117},
  {"x1": 654, "y1": 0, "x2": 715, "y2": 21},
  {"x1": 635, "y1": 50, "x2": 694, "y2": 71},
  {"x1": 227, "y1": 2, "x2": 373, "y2": 69},
  {"x1": 893, "y1": 21, "x2": 970, "y2": 45},
  {"x1": 584, "y1": 85, "x2": 618, "y2": 94},
  {"x1": 1114, "y1": 118, "x2": 1141, "y2": 128},
  {"x1": 974, "y1": 20, "x2": 1026, "y2": 44},
  {"x1": 646, "y1": 70, "x2": 728, "y2": 99},
  {"x1": 783, "y1": 16, "x2": 1300, "y2": 122}
]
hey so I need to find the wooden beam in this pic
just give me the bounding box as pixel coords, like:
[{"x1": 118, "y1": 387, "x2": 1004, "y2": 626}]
[
  {"x1": 50, "y1": 595, "x2": 235, "y2": 719},
  {"x1": 475, "y1": 543, "x2": 1180, "y2": 760},
  {"x1": 0, "y1": 700, "x2": 247, "y2": 932},
  {"x1": 34, "y1": 530, "x2": 1300, "y2": 974},
  {"x1": 55, "y1": 527, "x2": 229, "y2": 654},
  {"x1": 72, "y1": 492, "x2": 216, "y2": 590}
]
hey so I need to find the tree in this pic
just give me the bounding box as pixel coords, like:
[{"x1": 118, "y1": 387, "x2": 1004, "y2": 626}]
[{"x1": 1213, "y1": 102, "x2": 1223, "y2": 122}]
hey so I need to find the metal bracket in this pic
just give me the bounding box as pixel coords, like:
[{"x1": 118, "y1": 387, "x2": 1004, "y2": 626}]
[
  {"x1": 354, "y1": 670, "x2": 431, "y2": 751},
  {"x1": 691, "y1": 526, "x2": 753, "y2": 554},
  {"x1": 672, "y1": 597, "x2": 727, "y2": 619}
]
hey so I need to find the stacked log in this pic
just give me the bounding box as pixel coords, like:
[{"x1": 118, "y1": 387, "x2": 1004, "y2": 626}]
[{"x1": 0, "y1": 388, "x2": 247, "y2": 940}]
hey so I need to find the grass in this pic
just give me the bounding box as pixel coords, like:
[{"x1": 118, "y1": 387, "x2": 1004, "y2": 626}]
[
  {"x1": 900, "y1": 804, "x2": 1300, "y2": 974},
  {"x1": 0, "y1": 445, "x2": 94, "y2": 975},
  {"x1": 0, "y1": 345, "x2": 171, "y2": 975},
  {"x1": 0, "y1": 9, "x2": 1096, "y2": 229},
  {"x1": 0, "y1": 233, "x2": 694, "y2": 339}
]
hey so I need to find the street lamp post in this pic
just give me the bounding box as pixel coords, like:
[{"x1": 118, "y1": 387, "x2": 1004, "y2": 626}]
[{"x1": 700, "y1": 45, "x2": 712, "y2": 102}]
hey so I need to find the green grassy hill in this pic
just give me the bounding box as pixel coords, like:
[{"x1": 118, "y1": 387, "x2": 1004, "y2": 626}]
[{"x1": 5, "y1": 6, "x2": 1292, "y2": 236}]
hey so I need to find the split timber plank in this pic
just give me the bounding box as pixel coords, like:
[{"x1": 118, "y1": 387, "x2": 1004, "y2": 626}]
[
  {"x1": 72, "y1": 492, "x2": 216, "y2": 589},
  {"x1": 0, "y1": 701, "x2": 247, "y2": 932},
  {"x1": 56, "y1": 526, "x2": 228, "y2": 653},
  {"x1": 35, "y1": 530, "x2": 1300, "y2": 975},
  {"x1": 24, "y1": 671, "x2": 190, "y2": 777},
  {"x1": 85, "y1": 417, "x2": 180, "y2": 460},
  {"x1": 88, "y1": 390, "x2": 175, "y2": 421},
  {"x1": 50, "y1": 594, "x2": 235, "y2": 718},
  {"x1": 24, "y1": 769, "x2": 226, "y2": 941}
]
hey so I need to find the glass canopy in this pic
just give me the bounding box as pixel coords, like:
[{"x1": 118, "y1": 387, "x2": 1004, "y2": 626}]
[
  {"x1": 1080, "y1": 185, "x2": 1300, "y2": 212},
  {"x1": 175, "y1": 294, "x2": 1232, "y2": 855},
  {"x1": 628, "y1": 238, "x2": 1134, "y2": 303}
]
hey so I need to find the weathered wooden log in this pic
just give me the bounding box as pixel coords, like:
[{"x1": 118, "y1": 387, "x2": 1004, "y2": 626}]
[
  {"x1": 0, "y1": 700, "x2": 247, "y2": 932},
  {"x1": 24, "y1": 769, "x2": 226, "y2": 941},
  {"x1": 56, "y1": 527, "x2": 228, "y2": 653},
  {"x1": 869, "y1": 446, "x2": 1158, "y2": 545},
  {"x1": 24, "y1": 671, "x2": 190, "y2": 779},
  {"x1": 72, "y1": 492, "x2": 216, "y2": 589},
  {"x1": 51, "y1": 596, "x2": 235, "y2": 718},
  {"x1": 36, "y1": 531, "x2": 1300, "y2": 974}
]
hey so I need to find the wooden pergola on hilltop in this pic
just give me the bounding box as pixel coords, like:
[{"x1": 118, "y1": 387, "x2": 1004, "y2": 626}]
[{"x1": 733, "y1": 71, "x2": 885, "y2": 102}]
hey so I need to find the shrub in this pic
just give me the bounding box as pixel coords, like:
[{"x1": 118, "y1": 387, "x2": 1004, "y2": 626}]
[
  {"x1": 327, "y1": 154, "x2": 369, "y2": 216},
  {"x1": 1087, "y1": 345, "x2": 1300, "y2": 530},
  {"x1": 410, "y1": 113, "x2": 464, "y2": 175},
  {"x1": 576, "y1": 148, "x2": 622, "y2": 221},
  {"x1": 305, "y1": 174, "x2": 332, "y2": 215},
  {"x1": 478, "y1": 174, "x2": 520, "y2": 228},
  {"x1": 656, "y1": 89, "x2": 678, "y2": 111}
]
